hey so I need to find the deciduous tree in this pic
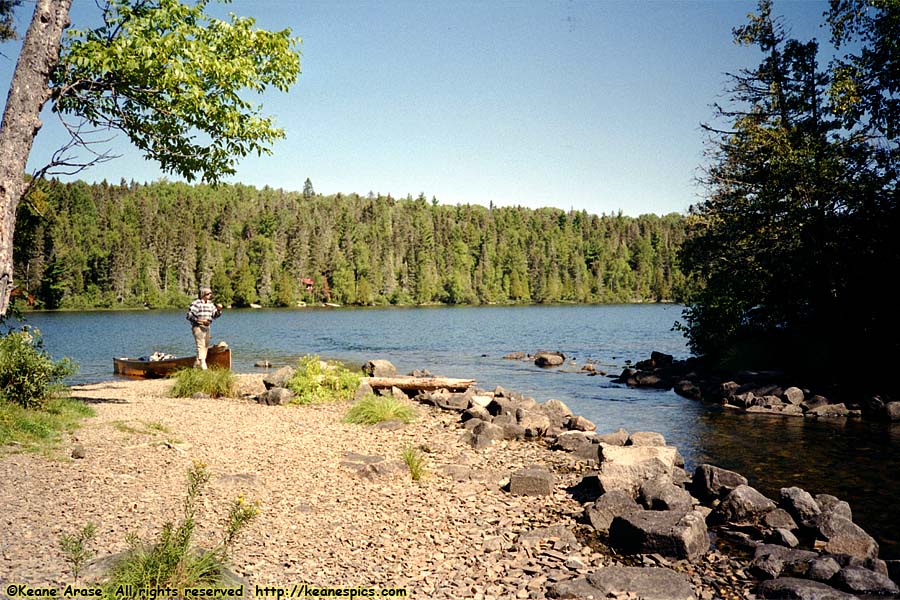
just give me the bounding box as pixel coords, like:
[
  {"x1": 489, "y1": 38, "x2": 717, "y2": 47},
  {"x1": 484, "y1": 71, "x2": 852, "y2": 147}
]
[{"x1": 0, "y1": 0, "x2": 301, "y2": 315}]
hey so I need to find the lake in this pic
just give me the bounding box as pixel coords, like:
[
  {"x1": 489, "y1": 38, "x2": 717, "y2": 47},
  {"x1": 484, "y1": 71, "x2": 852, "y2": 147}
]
[{"x1": 18, "y1": 304, "x2": 900, "y2": 558}]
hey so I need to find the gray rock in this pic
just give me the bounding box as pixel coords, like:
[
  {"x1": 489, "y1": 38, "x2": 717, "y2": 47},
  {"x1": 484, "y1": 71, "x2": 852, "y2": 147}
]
[
  {"x1": 260, "y1": 386, "x2": 294, "y2": 406},
  {"x1": 433, "y1": 391, "x2": 469, "y2": 411},
  {"x1": 566, "y1": 414, "x2": 597, "y2": 432},
  {"x1": 583, "y1": 566, "x2": 695, "y2": 600},
  {"x1": 466, "y1": 421, "x2": 505, "y2": 449},
  {"x1": 585, "y1": 490, "x2": 641, "y2": 532},
  {"x1": 535, "y1": 351, "x2": 565, "y2": 367},
  {"x1": 71, "y1": 444, "x2": 86, "y2": 459},
  {"x1": 767, "y1": 528, "x2": 800, "y2": 548},
  {"x1": 886, "y1": 401, "x2": 900, "y2": 422},
  {"x1": 763, "y1": 508, "x2": 800, "y2": 531},
  {"x1": 815, "y1": 494, "x2": 852, "y2": 521},
  {"x1": 627, "y1": 431, "x2": 667, "y2": 447},
  {"x1": 553, "y1": 430, "x2": 596, "y2": 453},
  {"x1": 691, "y1": 464, "x2": 748, "y2": 502},
  {"x1": 638, "y1": 477, "x2": 694, "y2": 512},
  {"x1": 500, "y1": 421, "x2": 526, "y2": 441},
  {"x1": 807, "y1": 557, "x2": 842, "y2": 582},
  {"x1": 540, "y1": 398, "x2": 573, "y2": 427},
  {"x1": 608, "y1": 510, "x2": 709, "y2": 560},
  {"x1": 545, "y1": 576, "x2": 603, "y2": 599},
  {"x1": 263, "y1": 366, "x2": 295, "y2": 390},
  {"x1": 710, "y1": 484, "x2": 776, "y2": 525},
  {"x1": 817, "y1": 514, "x2": 879, "y2": 561},
  {"x1": 461, "y1": 405, "x2": 491, "y2": 423},
  {"x1": 782, "y1": 387, "x2": 806, "y2": 405},
  {"x1": 353, "y1": 381, "x2": 374, "y2": 401},
  {"x1": 802, "y1": 395, "x2": 830, "y2": 411},
  {"x1": 756, "y1": 577, "x2": 860, "y2": 599},
  {"x1": 780, "y1": 487, "x2": 822, "y2": 528},
  {"x1": 509, "y1": 466, "x2": 555, "y2": 496},
  {"x1": 751, "y1": 545, "x2": 819, "y2": 580},
  {"x1": 597, "y1": 443, "x2": 679, "y2": 497},
  {"x1": 517, "y1": 408, "x2": 551, "y2": 438},
  {"x1": 192, "y1": 392, "x2": 211, "y2": 399},
  {"x1": 596, "y1": 427, "x2": 630, "y2": 446},
  {"x1": 807, "y1": 403, "x2": 851, "y2": 418},
  {"x1": 362, "y1": 359, "x2": 396, "y2": 377},
  {"x1": 833, "y1": 565, "x2": 899, "y2": 595}
]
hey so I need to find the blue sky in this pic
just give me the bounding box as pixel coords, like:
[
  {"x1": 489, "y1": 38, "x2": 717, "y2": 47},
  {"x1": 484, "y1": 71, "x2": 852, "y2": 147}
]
[{"x1": 1, "y1": 0, "x2": 831, "y2": 216}]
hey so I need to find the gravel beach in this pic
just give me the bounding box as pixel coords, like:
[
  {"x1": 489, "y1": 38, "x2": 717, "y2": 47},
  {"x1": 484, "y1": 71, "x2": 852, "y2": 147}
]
[{"x1": 1, "y1": 375, "x2": 614, "y2": 599}]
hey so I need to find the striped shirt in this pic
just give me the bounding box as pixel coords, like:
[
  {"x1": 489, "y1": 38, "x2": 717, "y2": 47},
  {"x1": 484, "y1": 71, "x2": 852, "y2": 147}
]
[{"x1": 187, "y1": 298, "x2": 221, "y2": 326}]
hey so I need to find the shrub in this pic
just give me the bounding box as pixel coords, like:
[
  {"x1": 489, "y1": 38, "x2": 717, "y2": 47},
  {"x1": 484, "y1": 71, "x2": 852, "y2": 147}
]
[
  {"x1": 0, "y1": 328, "x2": 77, "y2": 409},
  {"x1": 170, "y1": 368, "x2": 237, "y2": 398},
  {"x1": 343, "y1": 394, "x2": 416, "y2": 425},
  {"x1": 287, "y1": 355, "x2": 361, "y2": 404},
  {"x1": 103, "y1": 461, "x2": 258, "y2": 594}
]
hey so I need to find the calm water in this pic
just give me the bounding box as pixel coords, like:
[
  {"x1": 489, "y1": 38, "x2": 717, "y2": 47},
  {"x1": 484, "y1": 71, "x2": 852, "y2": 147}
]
[{"x1": 19, "y1": 304, "x2": 900, "y2": 558}]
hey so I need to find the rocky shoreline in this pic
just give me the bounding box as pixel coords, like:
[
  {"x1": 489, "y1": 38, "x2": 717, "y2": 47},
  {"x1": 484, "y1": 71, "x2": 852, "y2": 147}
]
[
  {"x1": 0, "y1": 364, "x2": 897, "y2": 600},
  {"x1": 614, "y1": 351, "x2": 900, "y2": 423}
]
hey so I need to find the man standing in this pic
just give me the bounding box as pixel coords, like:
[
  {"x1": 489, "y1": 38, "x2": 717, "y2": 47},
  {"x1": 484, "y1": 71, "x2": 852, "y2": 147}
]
[{"x1": 186, "y1": 287, "x2": 223, "y2": 369}]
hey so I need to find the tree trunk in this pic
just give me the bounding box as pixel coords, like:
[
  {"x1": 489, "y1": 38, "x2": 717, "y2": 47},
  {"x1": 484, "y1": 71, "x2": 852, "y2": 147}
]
[{"x1": 0, "y1": 0, "x2": 71, "y2": 316}]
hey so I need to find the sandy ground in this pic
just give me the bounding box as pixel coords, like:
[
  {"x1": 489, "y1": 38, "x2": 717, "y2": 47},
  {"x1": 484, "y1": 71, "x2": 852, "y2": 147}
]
[{"x1": 0, "y1": 375, "x2": 597, "y2": 599}]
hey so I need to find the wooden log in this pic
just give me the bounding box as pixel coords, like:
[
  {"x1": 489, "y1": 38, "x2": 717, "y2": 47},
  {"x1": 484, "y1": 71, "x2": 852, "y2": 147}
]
[{"x1": 361, "y1": 376, "x2": 475, "y2": 391}]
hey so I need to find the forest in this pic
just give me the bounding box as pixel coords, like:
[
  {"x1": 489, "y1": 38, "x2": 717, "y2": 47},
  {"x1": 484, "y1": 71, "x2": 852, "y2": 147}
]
[{"x1": 12, "y1": 178, "x2": 690, "y2": 311}]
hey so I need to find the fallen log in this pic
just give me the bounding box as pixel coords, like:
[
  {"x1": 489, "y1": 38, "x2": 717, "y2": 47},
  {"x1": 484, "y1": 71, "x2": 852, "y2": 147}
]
[{"x1": 361, "y1": 376, "x2": 475, "y2": 392}]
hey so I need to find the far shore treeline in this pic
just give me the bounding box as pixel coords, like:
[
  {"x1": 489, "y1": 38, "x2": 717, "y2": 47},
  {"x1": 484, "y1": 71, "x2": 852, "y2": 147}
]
[{"x1": 13, "y1": 179, "x2": 690, "y2": 311}]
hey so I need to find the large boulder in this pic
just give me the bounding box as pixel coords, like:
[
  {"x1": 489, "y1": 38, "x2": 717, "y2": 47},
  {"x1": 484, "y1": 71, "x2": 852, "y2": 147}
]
[
  {"x1": 816, "y1": 514, "x2": 879, "y2": 561},
  {"x1": 516, "y1": 408, "x2": 551, "y2": 438},
  {"x1": 609, "y1": 509, "x2": 709, "y2": 560},
  {"x1": 540, "y1": 398, "x2": 573, "y2": 427},
  {"x1": 626, "y1": 431, "x2": 667, "y2": 447},
  {"x1": 465, "y1": 421, "x2": 504, "y2": 449},
  {"x1": 751, "y1": 544, "x2": 818, "y2": 580},
  {"x1": 710, "y1": 484, "x2": 776, "y2": 525},
  {"x1": 534, "y1": 351, "x2": 565, "y2": 367},
  {"x1": 509, "y1": 466, "x2": 555, "y2": 496},
  {"x1": 780, "y1": 487, "x2": 822, "y2": 528},
  {"x1": 362, "y1": 359, "x2": 396, "y2": 377},
  {"x1": 596, "y1": 443, "x2": 680, "y2": 497},
  {"x1": 585, "y1": 490, "x2": 641, "y2": 532},
  {"x1": 638, "y1": 477, "x2": 694, "y2": 512},
  {"x1": 756, "y1": 577, "x2": 859, "y2": 600},
  {"x1": 691, "y1": 464, "x2": 748, "y2": 502},
  {"x1": 582, "y1": 566, "x2": 694, "y2": 600},
  {"x1": 263, "y1": 366, "x2": 295, "y2": 390},
  {"x1": 833, "y1": 566, "x2": 899, "y2": 596}
]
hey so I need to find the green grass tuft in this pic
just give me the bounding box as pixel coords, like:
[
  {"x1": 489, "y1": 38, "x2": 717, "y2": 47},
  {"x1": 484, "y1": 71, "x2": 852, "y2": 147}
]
[
  {"x1": 170, "y1": 368, "x2": 237, "y2": 399},
  {"x1": 401, "y1": 445, "x2": 429, "y2": 482},
  {"x1": 0, "y1": 397, "x2": 94, "y2": 452},
  {"x1": 287, "y1": 355, "x2": 361, "y2": 404},
  {"x1": 343, "y1": 394, "x2": 416, "y2": 425}
]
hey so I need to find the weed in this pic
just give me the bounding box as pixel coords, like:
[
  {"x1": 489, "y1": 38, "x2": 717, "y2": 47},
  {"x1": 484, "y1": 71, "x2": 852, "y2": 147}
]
[
  {"x1": 287, "y1": 355, "x2": 361, "y2": 404},
  {"x1": 103, "y1": 461, "x2": 258, "y2": 594},
  {"x1": 344, "y1": 394, "x2": 416, "y2": 425},
  {"x1": 170, "y1": 368, "x2": 237, "y2": 399},
  {"x1": 401, "y1": 445, "x2": 428, "y2": 482},
  {"x1": 59, "y1": 522, "x2": 97, "y2": 580}
]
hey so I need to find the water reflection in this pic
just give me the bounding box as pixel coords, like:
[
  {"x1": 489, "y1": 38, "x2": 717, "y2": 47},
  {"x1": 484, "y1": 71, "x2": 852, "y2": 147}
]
[{"x1": 693, "y1": 409, "x2": 900, "y2": 558}]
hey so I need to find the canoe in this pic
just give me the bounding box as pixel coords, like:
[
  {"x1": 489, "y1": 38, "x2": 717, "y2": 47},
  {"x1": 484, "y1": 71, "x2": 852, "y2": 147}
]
[{"x1": 113, "y1": 345, "x2": 231, "y2": 378}]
